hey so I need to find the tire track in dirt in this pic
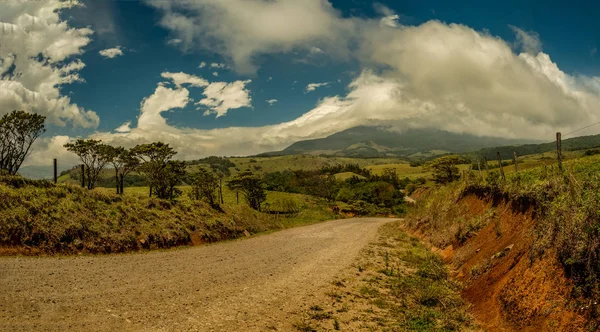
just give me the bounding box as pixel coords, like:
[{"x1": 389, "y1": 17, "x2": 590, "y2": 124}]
[{"x1": 0, "y1": 218, "x2": 391, "y2": 331}]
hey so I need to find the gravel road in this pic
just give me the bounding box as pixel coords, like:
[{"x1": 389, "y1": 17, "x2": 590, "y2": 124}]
[{"x1": 0, "y1": 218, "x2": 391, "y2": 331}]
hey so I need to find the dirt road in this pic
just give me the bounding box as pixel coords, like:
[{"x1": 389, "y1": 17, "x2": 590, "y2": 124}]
[{"x1": 0, "y1": 218, "x2": 391, "y2": 331}]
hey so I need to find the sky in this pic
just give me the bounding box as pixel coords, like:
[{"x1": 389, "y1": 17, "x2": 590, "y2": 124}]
[{"x1": 1, "y1": 0, "x2": 599, "y2": 167}]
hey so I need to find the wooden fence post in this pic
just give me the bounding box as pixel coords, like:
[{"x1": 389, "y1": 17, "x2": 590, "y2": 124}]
[
  {"x1": 53, "y1": 158, "x2": 57, "y2": 184},
  {"x1": 556, "y1": 132, "x2": 563, "y2": 171},
  {"x1": 513, "y1": 151, "x2": 519, "y2": 173},
  {"x1": 80, "y1": 164, "x2": 85, "y2": 188},
  {"x1": 477, "y1": 160, "x2": 483, "y2": 181},
  {"x1": 236, "y1": 191, "x2": 239, "y2": 204},
  {"x1": 497, "y1": 152, "x2": 506, "y2": 181}
]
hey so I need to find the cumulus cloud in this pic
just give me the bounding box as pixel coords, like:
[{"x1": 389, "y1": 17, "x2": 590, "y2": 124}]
[
  {"x1": 145, "y1": 0, "x2": 354, "y2": 74},
  {"x1": 0, "y1": 0, "x2": 98, "y2": 128},
  {"x1": 115, "y1": 121, "x2": 132, "y2": 133},
  {"x1": 197, "y1": 80, "x2": 252, "y2": 117},
  {"x1": 212, "y1": 72, "x2": 219, "y2": 77},
  {"x1": 305, "y1": 82, "x2": 330, "y2": 93},
  {"x1": 99, "y1": 46, "x2": 124, "y2": 59},
  {"x1": 266, "y1": 99, "x2": 278, "y2": 105},
  {"x1": 199, "y1": 61, "x2": 207, "y2": 68},
  {"x1": 210, "y1": 63, "x2": 227, "y2": 69}
]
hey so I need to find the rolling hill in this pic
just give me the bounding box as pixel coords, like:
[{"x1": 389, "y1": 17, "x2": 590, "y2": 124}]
[{"x1": 264, "y1": 126, "x2": 537, "y2": 158}]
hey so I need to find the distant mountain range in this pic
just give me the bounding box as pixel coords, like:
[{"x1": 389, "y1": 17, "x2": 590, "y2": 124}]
[{"x1": 261, "y1": 126, "x2": 539, "y2": 158}]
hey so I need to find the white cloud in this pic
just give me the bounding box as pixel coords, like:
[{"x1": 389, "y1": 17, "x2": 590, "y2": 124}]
[
  {"x1": 0, "y1": 0, "x2": 98, "y2": 128},
  {"x1": 310, "y1": 47, "x2": 324, "y2": 54},
  {"x1": 268, "y1": 76, "x2": 273, "y2": 82},
  {"x1": 167, "y1": 38, "x2": 182, "y2": 45},
  {"x1": 266, "y1": 99, "x2": 278, "y2": 105},
  {"x1": 212, "y1": 72, "x2": 219, "y2": 77},
  {"x1": 305, "y1": 82, "x2": 330, "y2": 93},
  {"x1": 199, "y1": 61, "x2": 207, "y2": 68},
  {"x1": 509, "y1": 25, "x2": 542, "y2": 55},
  {"x1": 160, "y1": 72, "x2": 209, "y2": 87},
  {"x1": 138, "y1": 85, "x2": 190, "y2": 129},
  {"x1": 115, "y1": 121, "x2": 132, "y2": 133},
  {"x1": 145, "y1": 0, "x2": 354, "y2": 74},
  {"x1": 99, "y1": 46, "x2": 124, "y2": 59},
  {"x1": 197, "y1": 80, "x2": 252, "y2": 117},
  {"x1": 210, "y1": 63, "x2": 227, "y2": 69},
  {"x1": 25, "y1": 135, "x2": 79, "y2": 167}
]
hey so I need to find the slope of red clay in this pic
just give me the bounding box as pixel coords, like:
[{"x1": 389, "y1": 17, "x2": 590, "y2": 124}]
[{"x1": 429, "y1": 195, "x2": 587, "y2": 331}]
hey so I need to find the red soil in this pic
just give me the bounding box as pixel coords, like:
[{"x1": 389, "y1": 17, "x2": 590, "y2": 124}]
[{"x1": 430, "y1": 195, "x2": 586, "y2": 331}]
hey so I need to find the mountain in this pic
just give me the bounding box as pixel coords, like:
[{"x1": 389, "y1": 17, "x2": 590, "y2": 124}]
[{"x1": 266, "y1": 126, "x2": 538, "y2": 158}]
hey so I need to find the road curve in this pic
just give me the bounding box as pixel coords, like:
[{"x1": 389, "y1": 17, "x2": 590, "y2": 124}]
[{"x1": 0, "y1": 218, "x2": 391, "y2": 331}]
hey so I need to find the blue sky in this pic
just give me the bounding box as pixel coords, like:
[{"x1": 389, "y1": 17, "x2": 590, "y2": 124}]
[
  {"x1": 1, "y1": 0, "x2": 599, "y2": 165},
  {"x1": 60, "y1": 0, "x2": 600, "y2": 134}
]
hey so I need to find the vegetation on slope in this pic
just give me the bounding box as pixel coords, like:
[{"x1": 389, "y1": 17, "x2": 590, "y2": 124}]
[
  {"x1": 0, "y1": 173, "x2": 336, "y2": 255},
  {"x1": 406, "y1": 152, "x2": 600, "y2": 328}
]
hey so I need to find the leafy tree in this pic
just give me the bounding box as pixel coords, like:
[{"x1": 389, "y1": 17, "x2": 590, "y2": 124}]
[
  {"x1": 189, "y1": 168, "x2": 219, "y2": 208},
  {"x1": 425, "y1": 155, "x2": 466, "y2": 184},
  {"x1": 132, "y1": 142, "x2": 185, "y2": 199},
  {"x1": 64, "y1": 139, "x2": 112, "y2": 189},
  {"x1": 0, "y1": 110, "x2": 46, "y2": 175},
  {"x1": 105, "y1": 146, "x2": 139, "y2": 194},
  {"x1": 227, "y1": 171, "x2": 266, "y2": 211}
]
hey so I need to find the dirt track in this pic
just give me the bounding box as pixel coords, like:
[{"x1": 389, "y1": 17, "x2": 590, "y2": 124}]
[{"x1": 0, "y1": 218, "x2": 390, "y2": 331}]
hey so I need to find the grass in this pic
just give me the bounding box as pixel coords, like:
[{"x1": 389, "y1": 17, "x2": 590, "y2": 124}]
[{"x1": 0, "y1": 174, "x2": 337, "y2": 255}]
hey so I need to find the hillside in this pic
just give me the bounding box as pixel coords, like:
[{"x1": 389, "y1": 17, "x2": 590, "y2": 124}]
[
  {"x1": 473, "y1": 133, "x2": 600, "y2": 159},
  {"x1": 266, "y1": 126, "x2": 535, "y2": 158}
]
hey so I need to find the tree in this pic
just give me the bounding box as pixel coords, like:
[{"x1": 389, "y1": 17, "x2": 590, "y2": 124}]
[
  {"x1": 227, "y1": 171, "x2": 266, "y2": 211},
  {"x1": 132, "y1": 142, "x2": 184, "y2": 199},
  {"x1": 106, "y1": 146, "x2": 139, "y2": 194},
  {"x1": 64, "y1": 139, "x2": 112, "y2": 189},
  {"x1": 425, "y1": 155, "x2": 467, "y2": 184},
  {"x1": 189, "y1": 168, "x2": 219, "y2": 208},
  {"x1": 0, "y1": 110, "x2": 46, "y2": 175}
]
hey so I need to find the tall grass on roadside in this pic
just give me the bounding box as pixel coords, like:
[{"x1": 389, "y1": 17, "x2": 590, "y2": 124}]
[{"x1": 0, "y1": 174, "x2": 337, "y2": 255}]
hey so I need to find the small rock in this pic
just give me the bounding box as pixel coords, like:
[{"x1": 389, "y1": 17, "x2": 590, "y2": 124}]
[{"x1": 243, "y1": 230, "x2": 251, "y2": 237}]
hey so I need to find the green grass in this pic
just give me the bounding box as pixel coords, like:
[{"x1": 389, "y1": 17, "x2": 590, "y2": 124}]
[{"x1": 0, "y1": 174, "x2": 337, "y2": 255}]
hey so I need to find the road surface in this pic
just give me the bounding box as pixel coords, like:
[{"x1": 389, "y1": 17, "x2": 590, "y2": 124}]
[{"x1": 0, "y1": 218, "x2": 391, "y2": 331}]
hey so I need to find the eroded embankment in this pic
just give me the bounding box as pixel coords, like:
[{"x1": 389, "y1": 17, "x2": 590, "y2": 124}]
[{"x1": 407, "y1": 189, "x2": 588, "y2": 331}]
